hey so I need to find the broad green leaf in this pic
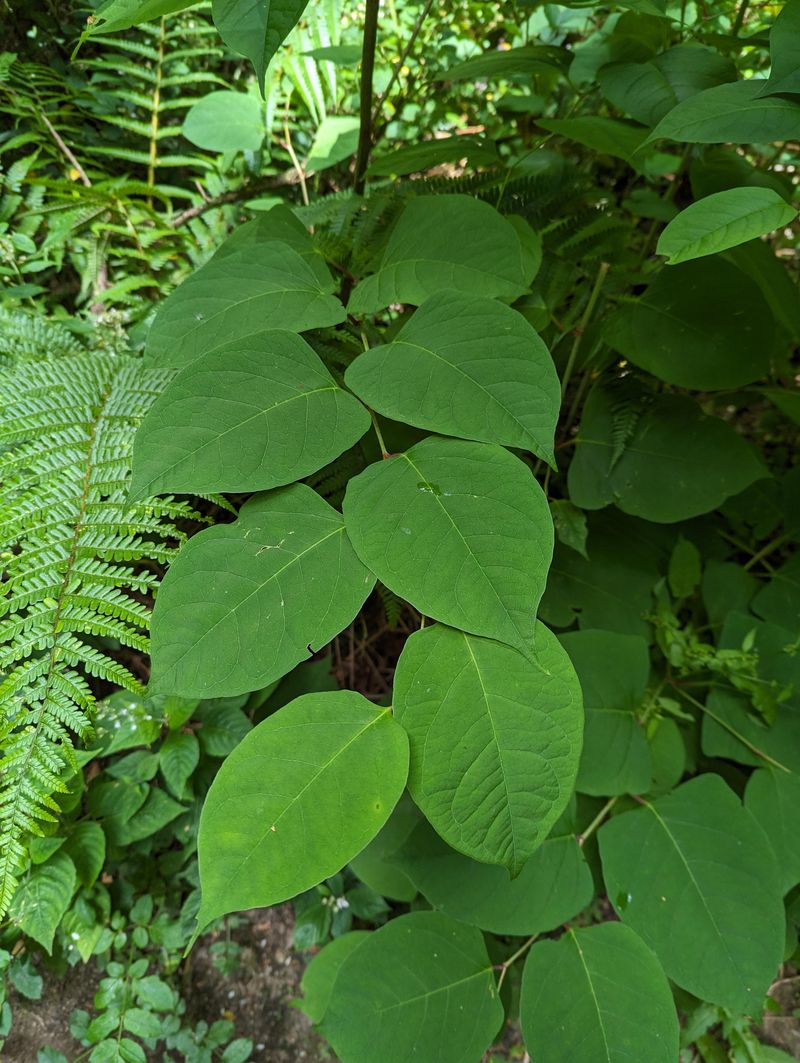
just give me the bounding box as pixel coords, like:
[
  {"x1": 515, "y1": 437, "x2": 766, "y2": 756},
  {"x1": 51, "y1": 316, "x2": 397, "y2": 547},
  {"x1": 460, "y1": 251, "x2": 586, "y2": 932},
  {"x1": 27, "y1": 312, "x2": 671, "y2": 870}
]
[
  {"x1": 399, "y1": 819, "x2": 593, "y2": 935},
  {"x1": 647, "y1": 79, "x2": 800, "y2": 144},
  {"x1": 159, "y1": 731, "x2": 200, "y2": 799},
  {"x1": 87, "y1": 0, "x2": 195, "y2": 33},
  {"x1": 302, "y1": 44, "x2": 362, "y2": 65},
  {"x1": 63, "y1": 823, "x2": 106, "y2": 890},
  {"x1": 145, "y1": 211, "x2": 344, "y2": 368},
  {"x1": 702, "y1": 559, "x2": 757, "y2": 632},
  {"x1": 349, "y1": 794, "x2": 421, "y2": 902},
  {"x1": 306, "y1": 116, "x2": 360, "y2": 171},
  {"x1": 321, "y1": 911, "x2": 503, "y2": 1063},
  {"x1": 569, "y1": 386, "x2": 766, "y2": 522},
  {"x1": 10, "y1": 852, "x2": 76, "y2": 953},
  {"x1": 440, "y1": 45, "x2": 568, "y2": 80},
  {"x1": 648, "y1": 717, "x2": 686, "y2": 796},
  {"x1": 300, "y1": 932, "x2": 370, "y2": 1023},
  {"x1": 366, "y1": 137, "x2": 499, "y2": 177},
  {"x1": 130, "y1": 330, "x2": 369, "y2": 498},
  {"x1": 394, "y1": 622, "x2": 582, "y2": 874},
  {"x1": 182, "y1": 91, "x2": 264, "y2": 152},
  {"x1": 520, "y1": 923, "x2": 679, "y2": 1063},
  {"x1": 745, "y1": 768, "x2": 800, "y2": 893},
  {"x1": 763, "y1": 387, "x2": 800, "y2": 426},
  {"x1": 657, "y1": 189, "x2": 797, "y2": 265},
  {"x1": 607, "y1": 258, "x2": 773, "y2": 388},
  {"x1": 212, "y1": 0, "x2": 309, "y2": 88},
  {"x1": 598, "y1": 44, "x2": 736, "y2": 127},
  {"x1": 539, "y1": 117, "x2": 649, "y2": 164},
  {"x1": 348, "y1": 195, "x2": 539, "y2": 315},
  {"x1": 560, "y1": 630, "x2": 651, "y2": 796},
  {"x1": 343, "y1": 437, "x2": 553, "y2": 652},
  {"x1": 197, "y1": 691, "x2": 408, "y2": 929},
  {"x1": 541, "y1": 513, "x2": 660, "y2": 638},
  {"x1": 345, "y1": 292, "x2": 559, "y2": 463},
  {"x1": 759, "y1": 0, "x2": 800, "y2": 97},
  {"x1": 150, "y1": 485, "x2": 375, "y2": 698},
  {"x1": 599, "y1": 774, "x2": 785, "y2": 1012}
]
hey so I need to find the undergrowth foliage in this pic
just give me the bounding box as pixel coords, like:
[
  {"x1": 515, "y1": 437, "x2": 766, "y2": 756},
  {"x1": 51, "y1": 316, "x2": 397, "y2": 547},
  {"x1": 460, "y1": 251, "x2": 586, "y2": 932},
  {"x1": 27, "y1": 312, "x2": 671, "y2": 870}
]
[
  {"x1": 2, "y1": 0, "x2": 800, "y2": 1060},
  {"x1": 0, "y1": 351, "x2": 199, "y2": 913}
]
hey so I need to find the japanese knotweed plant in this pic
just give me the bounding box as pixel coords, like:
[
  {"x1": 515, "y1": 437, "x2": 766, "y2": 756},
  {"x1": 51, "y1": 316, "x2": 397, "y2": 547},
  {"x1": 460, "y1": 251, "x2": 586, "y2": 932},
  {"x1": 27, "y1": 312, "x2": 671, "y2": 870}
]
[{"x1": 87, "y1": 0, "x2": 800, "y2": 1060}]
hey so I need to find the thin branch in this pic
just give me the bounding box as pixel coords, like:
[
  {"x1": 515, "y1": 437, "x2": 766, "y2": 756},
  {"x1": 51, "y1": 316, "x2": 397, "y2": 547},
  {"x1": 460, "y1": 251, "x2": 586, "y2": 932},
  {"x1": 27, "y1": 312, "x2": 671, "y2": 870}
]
[
  {"x1": 371, "y1": 0, "x2": 434, "y2": 126},
  {"x1": 169, "y1": 174, "x2": 295, "y2": 228},
  {"x1": 38, "y1": 110, "x2": 91, "y2": 187},
  {"x1": 354, "y1": 0, "x2": 381, "y2": 194}
]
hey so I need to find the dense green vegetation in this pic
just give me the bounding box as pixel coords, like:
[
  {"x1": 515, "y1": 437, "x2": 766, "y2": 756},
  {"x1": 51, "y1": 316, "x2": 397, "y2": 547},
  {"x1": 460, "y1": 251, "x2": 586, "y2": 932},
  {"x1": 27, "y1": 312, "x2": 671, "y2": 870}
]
[{"x1": 1, "y1": 0, "x2": 800, "y2": 1060}]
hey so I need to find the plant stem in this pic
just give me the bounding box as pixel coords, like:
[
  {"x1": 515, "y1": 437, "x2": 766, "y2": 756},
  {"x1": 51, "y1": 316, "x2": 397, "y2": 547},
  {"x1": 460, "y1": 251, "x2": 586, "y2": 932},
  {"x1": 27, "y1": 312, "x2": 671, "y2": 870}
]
[
  {"x1": 354, "y1": 0, "x2": 381, "y2": 194},
  {"x1": 147, "y1": 17, "x2": 166, "y2": 194},
  {"x1": 672, "y1": 686, "x2": 790, "y2": 773},
  {"x1": 578, "y1": 795, "x2": 619, "y2": 847},
  {"x1": 496, "y1": 934, "x2": 538, "y2": 992},
  {"x1": 370, "y1": 410, "x2": 389, "y2": 457},
  {"x1": 743, "y1": 532, "x2": 789, "y2": 571},
  {"x1": 732, "y1": 0, "x2": 750, "y2": 36},
  {"x1": 560, "y1": 260, "x2": 609, "y2": 399},
  {"x1": 371, "y1": 0, "x2": 434, "y2": 125}
]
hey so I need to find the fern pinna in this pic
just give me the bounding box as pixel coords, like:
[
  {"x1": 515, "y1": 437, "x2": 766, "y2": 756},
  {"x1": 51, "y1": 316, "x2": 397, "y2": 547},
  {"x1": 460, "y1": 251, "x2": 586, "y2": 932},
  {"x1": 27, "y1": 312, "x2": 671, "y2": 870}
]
[{"x1": 0, "y1": 353, "x2": 198, "y2": 914}]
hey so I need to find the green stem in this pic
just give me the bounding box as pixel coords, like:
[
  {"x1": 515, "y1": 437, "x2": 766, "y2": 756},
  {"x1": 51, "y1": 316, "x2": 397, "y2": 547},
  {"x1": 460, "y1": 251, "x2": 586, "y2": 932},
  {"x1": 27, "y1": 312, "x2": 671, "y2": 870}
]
[
  {"x1": 496, "y1": 934, "x2": 538, "y2": 992},
  {"x1": 354, "y1": 0, "x2": 381, "y2": 194},
  {"x1": 370, "y1": 410, "x2": 389, "y2": 458},
  {"x1": 578, "y1": 795, "x2": 619, "y2": 847},
  {"x1": 560, "y1": 261, "x2": 609, "y2": 400},
  {"x1": 743, "y1": 532, "x2": 789, "y2": 571},
  {"x1": 672, "y1": 686, "x2": 790, "y2": 773}
]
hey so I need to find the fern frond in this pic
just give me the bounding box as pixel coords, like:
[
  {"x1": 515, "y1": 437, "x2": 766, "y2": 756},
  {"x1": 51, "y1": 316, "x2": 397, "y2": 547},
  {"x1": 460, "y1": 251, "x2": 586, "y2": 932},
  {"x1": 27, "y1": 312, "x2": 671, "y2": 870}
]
[{"x1": 0, "y1": 353, "x2": 199, "y2": 915}]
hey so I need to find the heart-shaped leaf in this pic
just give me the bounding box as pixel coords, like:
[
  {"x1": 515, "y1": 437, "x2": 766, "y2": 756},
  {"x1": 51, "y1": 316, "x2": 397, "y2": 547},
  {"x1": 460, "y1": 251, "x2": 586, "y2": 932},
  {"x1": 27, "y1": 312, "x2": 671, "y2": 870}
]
[
  {"x1": 343, "y1": 436, "x2": 552, "y2": 652},
  {"x1": 150, "y1": 485, "x2": 375, "y2": 698},
  {"x1": 196, "y1": 691, "x2": 408, "y2": 929},
  {"x1": 345, "y1": 292, "x2": 559, "y2": 464},
  {"x1": 130, "y1": 330, "x2": 369, "y2": 498},
  {"x1": 521, "y1": 923, "x2": 679, "y2": 1063},
  {"x1": 599, "y1": 774, "x2": 785, "y2": 1012},
  {"x1": 320, "y1": 911, "x2": 503, "y2": 1063},
  {"x1": 394, "y1": 622, "x2": 583, "y2": 874}
]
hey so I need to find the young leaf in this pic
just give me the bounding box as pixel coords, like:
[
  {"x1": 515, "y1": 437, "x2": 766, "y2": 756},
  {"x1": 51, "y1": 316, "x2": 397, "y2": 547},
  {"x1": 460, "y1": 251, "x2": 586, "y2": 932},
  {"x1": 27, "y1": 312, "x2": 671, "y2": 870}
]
[
  {"x1": 347, "y1": 195, "x2": 539, "y2": 314},
  {"x1": 394, "y1": 621, "x2": 582, "y2": 874},
  {"x1": 668, "y1": 536, "x2": 702, "y2": 598},
  {"x1": 569, "y1": 387, "x2": 766, "y2": 522},
  {"x1": 10, "y1": 852, "x2": 77, "y2": 953},
  {"x1": 399, "y1": 819, "x2": 593, "y2": 935},
  {"x1": 150, "y1": 486, "x2": 375, "y2": 698},
  {"x1": 349, "y1": 794, "x2": 422, "y2": 902},
  {"x1": 608, "y1": 258, "x2": 773, "y2": 389},
  {"x1": 560, "y1": 629, "x2": 651, "y2": 796},
  {"x1": 599, "y1": 774, "x2": 785, "y2": 1012},
  {"x1": 306, "y1": 117, "x2": 360, "y2": 171},
  {"x1": 657, "y1": 188, "x2": 797, "y2": 265},
  {"x1": 212, "y1": 0, "x2": 310, "y2": 88},
  {"x1": 744, "y1": 768, "x2": 800, "y2": 893},
  {"x1": 130, "y1": 330, "x2": 369, "y2": 498},
  {"x1": 62, "y1": 823, "x2": 106, "y2": 890},
  {"x1": 320, "y1": 911, "x2": 503, "y2": 1063},
  {"x1": 343, "y1": 437, "x2": 552, "y2": 653},
  {"x1": 520, "y1": 923, "x2": 679, "y2": 1063},
  {"x1": 145, "y1": 212, "x2": 344, "y2": 368},
  {"x1": 345, "y1": 292, "x2": 559, "y2": 464},
  {"x1": 647, "y1": 79, "x2": 800, "y2": 144},
  {"x1": 196, "y1": 691, "x2": 408, "y2": 929},
  {"x1": 159, "y1": 731, "x2": 200, "y2": 799},
  {"x1": 182, "y1": 91, "x2": 265, "y2": 152}
]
